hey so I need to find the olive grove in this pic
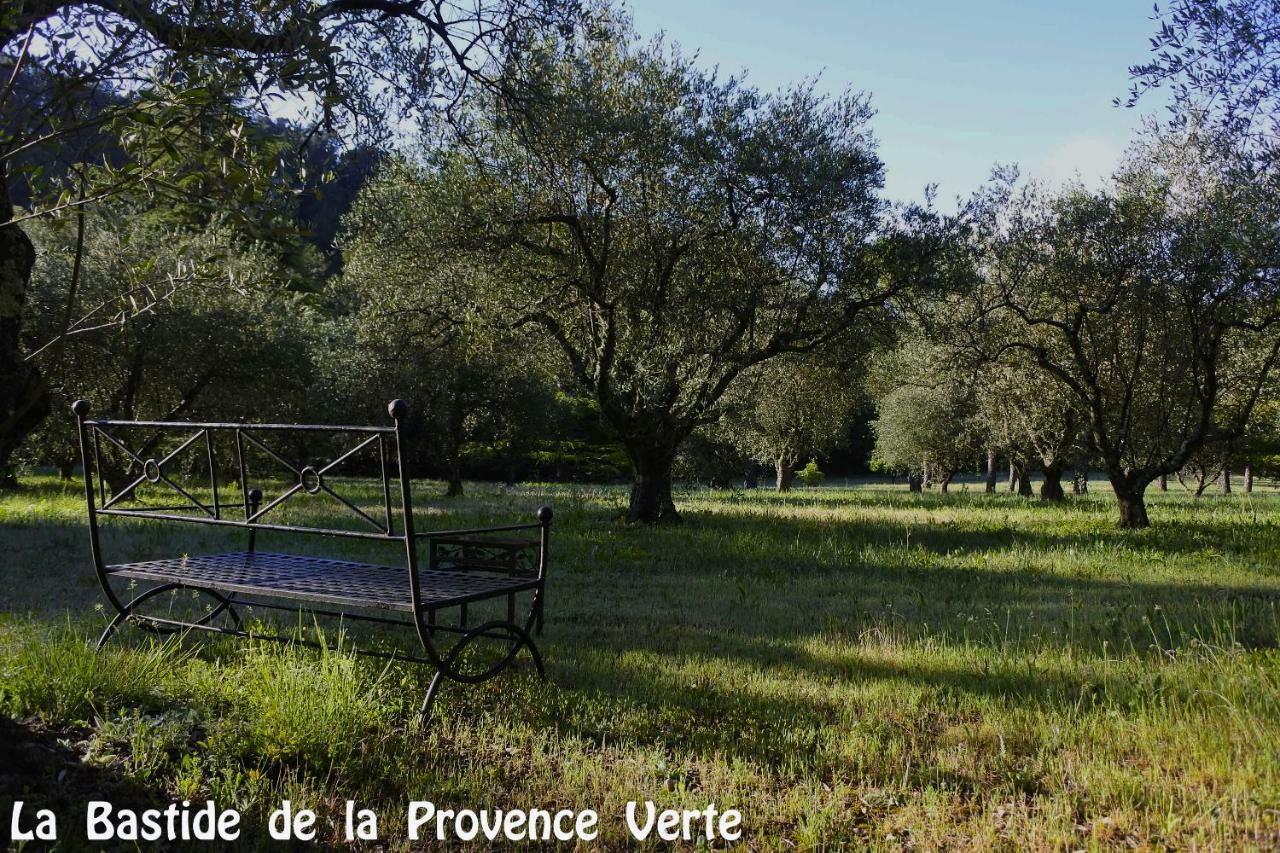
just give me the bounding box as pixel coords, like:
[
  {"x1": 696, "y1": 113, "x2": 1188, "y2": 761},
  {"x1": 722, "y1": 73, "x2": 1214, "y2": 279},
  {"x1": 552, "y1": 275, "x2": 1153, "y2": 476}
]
[
  {"x1": 4, "y1": 0, "x2": 1280, "y2": 535},
  {"x1": 371, "y1": 19, "x2": 951, "y2": 522}
]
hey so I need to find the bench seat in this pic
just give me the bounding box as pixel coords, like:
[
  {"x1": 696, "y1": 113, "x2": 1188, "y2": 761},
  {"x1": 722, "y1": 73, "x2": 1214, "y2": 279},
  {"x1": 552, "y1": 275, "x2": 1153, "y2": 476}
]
[{"x1": 105, "y1": 551, "x2": 539, "y2": 613}]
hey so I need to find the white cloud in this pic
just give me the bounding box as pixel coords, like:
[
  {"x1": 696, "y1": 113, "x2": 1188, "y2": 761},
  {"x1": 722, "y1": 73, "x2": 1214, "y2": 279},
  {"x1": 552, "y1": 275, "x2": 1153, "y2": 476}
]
[{"x1": 1036, "y1": 134, "x2": 1124, "y2": 188}]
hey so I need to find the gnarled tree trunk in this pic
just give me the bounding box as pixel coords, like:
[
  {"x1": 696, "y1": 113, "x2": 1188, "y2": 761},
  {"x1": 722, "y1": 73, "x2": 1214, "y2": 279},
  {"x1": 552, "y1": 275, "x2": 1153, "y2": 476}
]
[
  {"x1": 1244, "y1": 465, "x2": 1254, "y2": 493},
  {"x1": 626, "y1": 441, "x2": 680, "y2": 524},
  {"x1": 984, "y1": 449, "x2": 997, "y2": 493},
  {"x1": 1010, "y1": 460, "x2": 1032, "y2": 497},
  {"x1": 1039, "y1": 462, "x2": 1065, "y2": 501},
  {"x1": 0, "y1": 174, "x2": 49, "y2": 488},
  {"x1": 1219, "y1": 466, "x2": 1232, "y2": 495},
  {"x1": 1116, "y1": 493, "x2": 1150, "y2": 528},
  {"x1": 1157, "y1": 473, "x2": 1168, "y2": 491},
  {"x1": 1017, "y1": 470, "x2": 1033, "y2": 497},
  {"x1": 1110, "y1": 473, "x2": 1152, "y2": 529},
  {"x1": 1072, "y1": 466, "x2": 1088, "y2": 494}
]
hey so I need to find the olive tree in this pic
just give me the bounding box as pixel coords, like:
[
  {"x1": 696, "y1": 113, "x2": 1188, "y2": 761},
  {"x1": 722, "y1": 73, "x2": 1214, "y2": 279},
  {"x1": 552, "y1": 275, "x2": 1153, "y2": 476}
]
[
  {"x1": 975, "y1": 358, "x2": 1081, "y2": 501},
  {"x1": 397, "y1": 20, "x2": 948, "y2": 522},
  {"x1": 19, "y1": 199, "x2": 318, "y2": 484},
  {"x1": 870, "y1": 385, "x2": 983, "y2": 493},
  {"x1": 1127, "y1": 0, "x2": 1280, "y2": 156},
  {"x1": 335, "y1": 169, "x2": 554, "y2": 496},
  {"x1": 716, "y1": 354, "x2": 858, "y2": 492},
  {"x1": 868, "y1": 339, "x2": 984, "y2": 492},
  {"x1": 963, "y1": 132, "x2": 1280, "y2": 527}
]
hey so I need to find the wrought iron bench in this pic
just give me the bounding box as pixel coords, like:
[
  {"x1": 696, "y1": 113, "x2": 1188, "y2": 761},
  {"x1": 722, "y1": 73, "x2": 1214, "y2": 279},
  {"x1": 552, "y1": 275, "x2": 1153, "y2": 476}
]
[{"x1": 71, "y1": 398, "x2": 551, "y2": 719}]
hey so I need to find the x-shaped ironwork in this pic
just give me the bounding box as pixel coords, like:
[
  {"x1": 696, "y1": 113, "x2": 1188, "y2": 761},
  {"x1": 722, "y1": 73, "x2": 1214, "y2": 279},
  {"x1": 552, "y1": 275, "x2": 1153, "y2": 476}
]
[
  {"x1": 97, "y1": 427, "x2": 216, "y2": 516},
  {"x1": 237, "y1": 430, "x2": 391, "y2": 533}
]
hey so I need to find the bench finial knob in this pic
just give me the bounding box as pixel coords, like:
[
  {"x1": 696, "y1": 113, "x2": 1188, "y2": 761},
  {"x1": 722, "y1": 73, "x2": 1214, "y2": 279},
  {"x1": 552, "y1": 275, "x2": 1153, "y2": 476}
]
[
  {"x1": 71, "y1": 399, "x2": 91, "y2": 417},
  {"x1": 537, "y1": 505, "x2": 553, "y2": 524},
  {"x1": 388, "y1": 399, "x2": 409, "y2": 420},
  {"x1": 248, "y1": 487, "x2": 263, "y2": 507}
]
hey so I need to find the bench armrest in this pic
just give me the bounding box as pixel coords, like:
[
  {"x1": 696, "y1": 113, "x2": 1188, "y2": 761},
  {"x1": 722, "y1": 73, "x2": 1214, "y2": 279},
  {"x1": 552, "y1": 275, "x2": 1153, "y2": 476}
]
[{"x1": 420, "y1": 507, "x2": 551, "y2": 580}]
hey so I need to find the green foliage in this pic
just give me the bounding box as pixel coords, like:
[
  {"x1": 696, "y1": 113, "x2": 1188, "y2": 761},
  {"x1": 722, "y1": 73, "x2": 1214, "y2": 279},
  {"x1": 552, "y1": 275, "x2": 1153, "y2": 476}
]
[
  {"x1": 868, "y1": 338, "x2": 984, "y2": 485},
  {"x1": 17, "y1": 199, "x2": 320, "y2": 473},
  {"x1": 372, "y1": 15, "x2": 946, "y2": 519},
  {"x1": 674, "y1": 430, "x2": 749, "y2": 488},
  {"x1": 1, "y1": 0, "x2": 581, "y2": 488},
  {"x1": 525, "y1": 439, "x2": 631, "y2": 482},
  {"x1": 795, "y1": 459, "x2": 824, "y2": 487},
  {"x1": 715, "y1": 352, "x2": 859, "y2": 490},
  {"x1": 4, "y1": 0, "x2": 580, "y2": 223},
  {"x1": 1128, "y1": 0, "x2": 1280, "y2": 157},
  {"x1": 333, "y1": 160, "x2": 571, "y2": 492}
]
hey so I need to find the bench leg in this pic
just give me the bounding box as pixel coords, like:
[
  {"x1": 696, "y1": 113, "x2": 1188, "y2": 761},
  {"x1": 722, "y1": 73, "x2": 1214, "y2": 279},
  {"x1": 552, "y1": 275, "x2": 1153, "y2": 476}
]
[
  {"x1": 96, "y1": 609, "x2": 133, "y2": 651},
  {"x1": 523, "y1": 632, "x2": 546, "y2": 679},
  {"x1": 417, "y1": 620, "x2": 546, "y2": 722},
  {"x1": 420, "y1": 669, "x2": 447, "y2": 718},
  {"x1": 96, "y1": 583, "x2": 242, "y2": 651}
]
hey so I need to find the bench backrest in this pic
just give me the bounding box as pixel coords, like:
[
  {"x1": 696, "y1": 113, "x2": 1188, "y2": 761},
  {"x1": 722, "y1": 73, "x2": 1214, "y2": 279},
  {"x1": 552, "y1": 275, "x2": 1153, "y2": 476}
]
[
  {"x1": 73, "y1": 399, "x2": 550, "y2": 583},
  {"x1": 72, "y1": 399, "x2": 417, "y2": 546}
]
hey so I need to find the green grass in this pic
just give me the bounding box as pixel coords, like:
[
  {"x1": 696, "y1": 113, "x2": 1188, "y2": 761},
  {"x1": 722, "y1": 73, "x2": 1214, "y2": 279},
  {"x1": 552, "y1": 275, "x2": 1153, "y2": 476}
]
[{"x1": 3, "y1": 475, "x2": 1280, "y2": 849}]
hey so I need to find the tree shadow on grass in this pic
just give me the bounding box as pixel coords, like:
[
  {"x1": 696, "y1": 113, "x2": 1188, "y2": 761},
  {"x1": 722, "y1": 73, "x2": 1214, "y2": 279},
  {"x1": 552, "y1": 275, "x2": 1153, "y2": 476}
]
[
  {"x1": 7, "y1": 499, "x2": 1280, "y2": 665},
  {"x1": 7, "y1": 485, "x2": 1280, "y2": 796}
]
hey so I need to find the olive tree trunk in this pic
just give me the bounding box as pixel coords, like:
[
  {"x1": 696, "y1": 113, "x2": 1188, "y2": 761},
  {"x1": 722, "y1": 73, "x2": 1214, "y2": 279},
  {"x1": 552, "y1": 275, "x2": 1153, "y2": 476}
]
[
  {"x1": 775, "y1": 458, "x2": 795, "y2": 492},
  {"x1": 1039, "y1": 462, "x2": 1065, "y2": 501},
  {"x1": 626, "y1": 441, "x2": 680, "y2": 524},
  {"x1": 1072, "y1": 466, "x2": 1088, "y2": 494},
  {"x1": 1115, "y1": 490, "x2": 1150, "y2": 528},
  {"x1": 0, "y1": 181, "x2": 49, "y2": 488},
  {"x1": 1017, "y1": 471, "x2": 1033, "y2": 497},
  {"x1": 1010, "y1": 460, "x2": 1032, "y2": 497},
  {"x1": 1219, "y1": 466, "x2": 1232, "y2": 495},
  {"x1": 1109, "y1": 472, "x2": 1153, "y2": 529},
  {"x1": 984, "y1": 449, "x2": 997, "y2": 493},
  {"x1": 444, "y1": 459, "x2": 464, "y2": 497},
  {"x1": 1244, "y1": 465, "x2": 1254, "y2": 493}
]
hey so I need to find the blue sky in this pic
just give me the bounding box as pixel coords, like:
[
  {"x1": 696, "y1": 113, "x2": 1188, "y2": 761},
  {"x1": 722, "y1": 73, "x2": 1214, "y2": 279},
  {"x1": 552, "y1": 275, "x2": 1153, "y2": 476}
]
[{"x1": 626, "y1": 0, "x2": 1165, "y2": 207}]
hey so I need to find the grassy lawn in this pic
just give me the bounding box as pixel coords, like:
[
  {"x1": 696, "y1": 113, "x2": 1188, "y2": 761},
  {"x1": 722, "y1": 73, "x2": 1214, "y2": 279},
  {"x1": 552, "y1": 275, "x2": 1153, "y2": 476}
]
[{"x1": 3, "y1": 475, "x2": 1280, "y2": 849}]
